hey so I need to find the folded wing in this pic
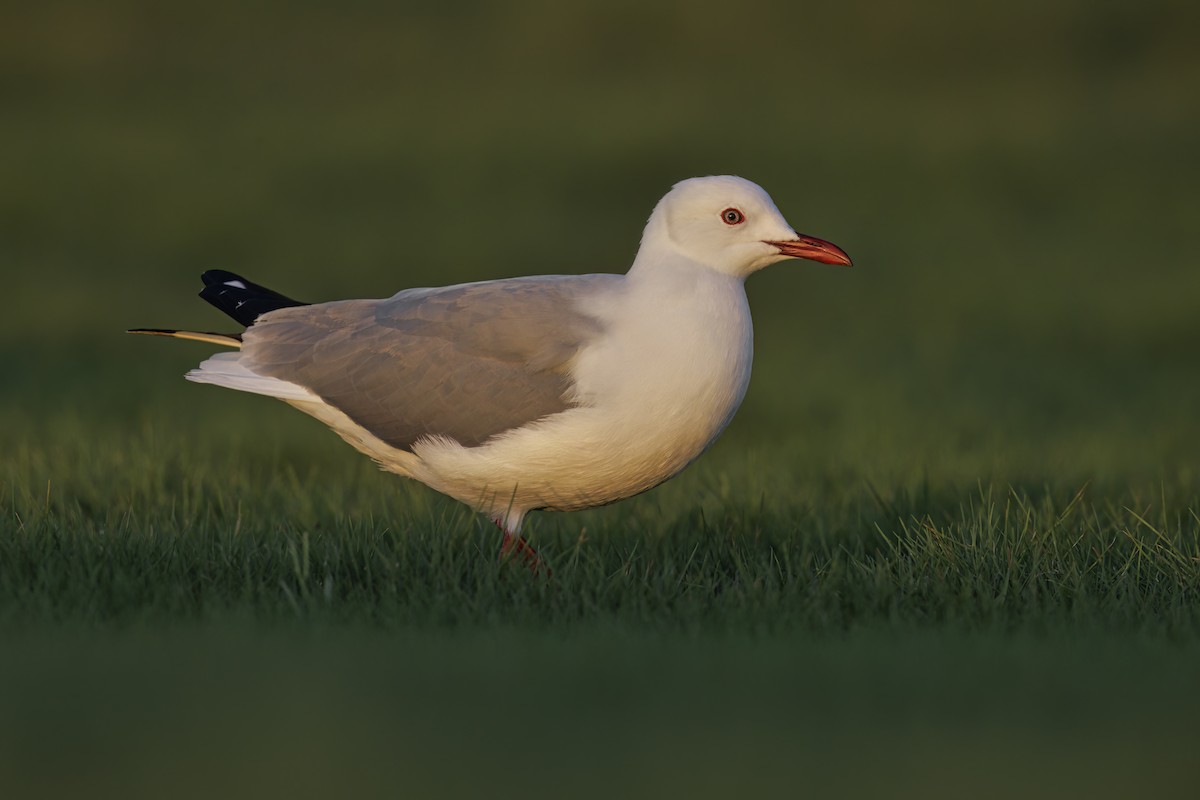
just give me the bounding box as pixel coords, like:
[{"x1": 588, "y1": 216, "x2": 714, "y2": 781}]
[{"x1": 240, "y1": 275, "x2": 617, "y2": 450}]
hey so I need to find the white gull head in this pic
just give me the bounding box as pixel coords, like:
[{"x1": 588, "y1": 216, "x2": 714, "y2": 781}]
[{"x1": 636, "y1": 175, "x2": 852, "y2": 279}]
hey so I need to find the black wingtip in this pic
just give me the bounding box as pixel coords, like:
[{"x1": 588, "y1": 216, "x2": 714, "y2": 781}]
[{"x1": 198, "y1": 270, "x2": 308, "y2": 327}]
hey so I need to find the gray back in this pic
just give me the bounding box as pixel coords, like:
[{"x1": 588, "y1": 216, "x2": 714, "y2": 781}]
[{"x1": 243, "y1": 274, "x2": 618, "y2": 450}]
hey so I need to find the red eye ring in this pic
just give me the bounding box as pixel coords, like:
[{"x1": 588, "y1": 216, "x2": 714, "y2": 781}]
[{"x1": 721, "y1": 208, "x2": 745, "y2": 225}]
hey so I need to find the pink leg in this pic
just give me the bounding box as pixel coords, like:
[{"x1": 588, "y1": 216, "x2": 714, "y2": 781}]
[{"x1": 495, "y1": 522, "x2": 550, "y2": 576}]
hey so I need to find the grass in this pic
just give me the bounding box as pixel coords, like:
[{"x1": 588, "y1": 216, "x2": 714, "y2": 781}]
[
  {"x1": 3, "y1": 0, "x2": 1200, "y2": 796},
  {"x1": 4, "y1": 447, "x2": 1198, "y2": 634},
  {"x1": 3, "y1": 414, "x2": 1198, "y2": 797}
]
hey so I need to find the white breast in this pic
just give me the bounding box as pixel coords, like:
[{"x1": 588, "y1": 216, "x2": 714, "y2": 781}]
[{"x1": 409, "y1": 263, "x2": 754, "y2": 520}]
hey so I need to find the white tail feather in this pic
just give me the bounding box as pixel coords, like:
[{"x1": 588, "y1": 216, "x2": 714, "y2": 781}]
[
  {"x1": 126, "y1": 328, "x2": 242, "y2": 348},
  {"x1": 186, "y1": 353, "x2": 317, "y2": 402}
]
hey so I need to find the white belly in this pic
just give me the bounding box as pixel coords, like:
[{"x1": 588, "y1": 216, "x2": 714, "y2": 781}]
[{"x1": 408, "y1": 269, "x2": 754, "y2": 518}]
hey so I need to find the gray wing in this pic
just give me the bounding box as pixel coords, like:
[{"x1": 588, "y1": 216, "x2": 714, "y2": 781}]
[{"x1": 241, "y1": 274, "x2": 618, "y2": 450}]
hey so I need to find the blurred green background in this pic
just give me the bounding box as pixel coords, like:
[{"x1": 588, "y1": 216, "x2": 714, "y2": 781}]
[
  {"x1": 4, "y1": 0, "x2": 1198, "y2": 480},
  {"x1": 2, "y1": 1, "x2": 1199, "y2": 797}
]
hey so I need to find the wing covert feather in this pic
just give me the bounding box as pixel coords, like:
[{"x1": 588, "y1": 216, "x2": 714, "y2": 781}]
[{"x1": 242, "y1": 275, "x2": 616, "y2": 450}]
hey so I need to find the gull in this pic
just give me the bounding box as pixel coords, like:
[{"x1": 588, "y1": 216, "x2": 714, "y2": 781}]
[{"x1": 131, "y1": 176, "x2": 851, "y2": 567}]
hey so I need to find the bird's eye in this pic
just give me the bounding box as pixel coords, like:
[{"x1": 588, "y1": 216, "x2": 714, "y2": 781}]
[{"x1": 721, "y1": 208, "x2": 745, "y2": 226}]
